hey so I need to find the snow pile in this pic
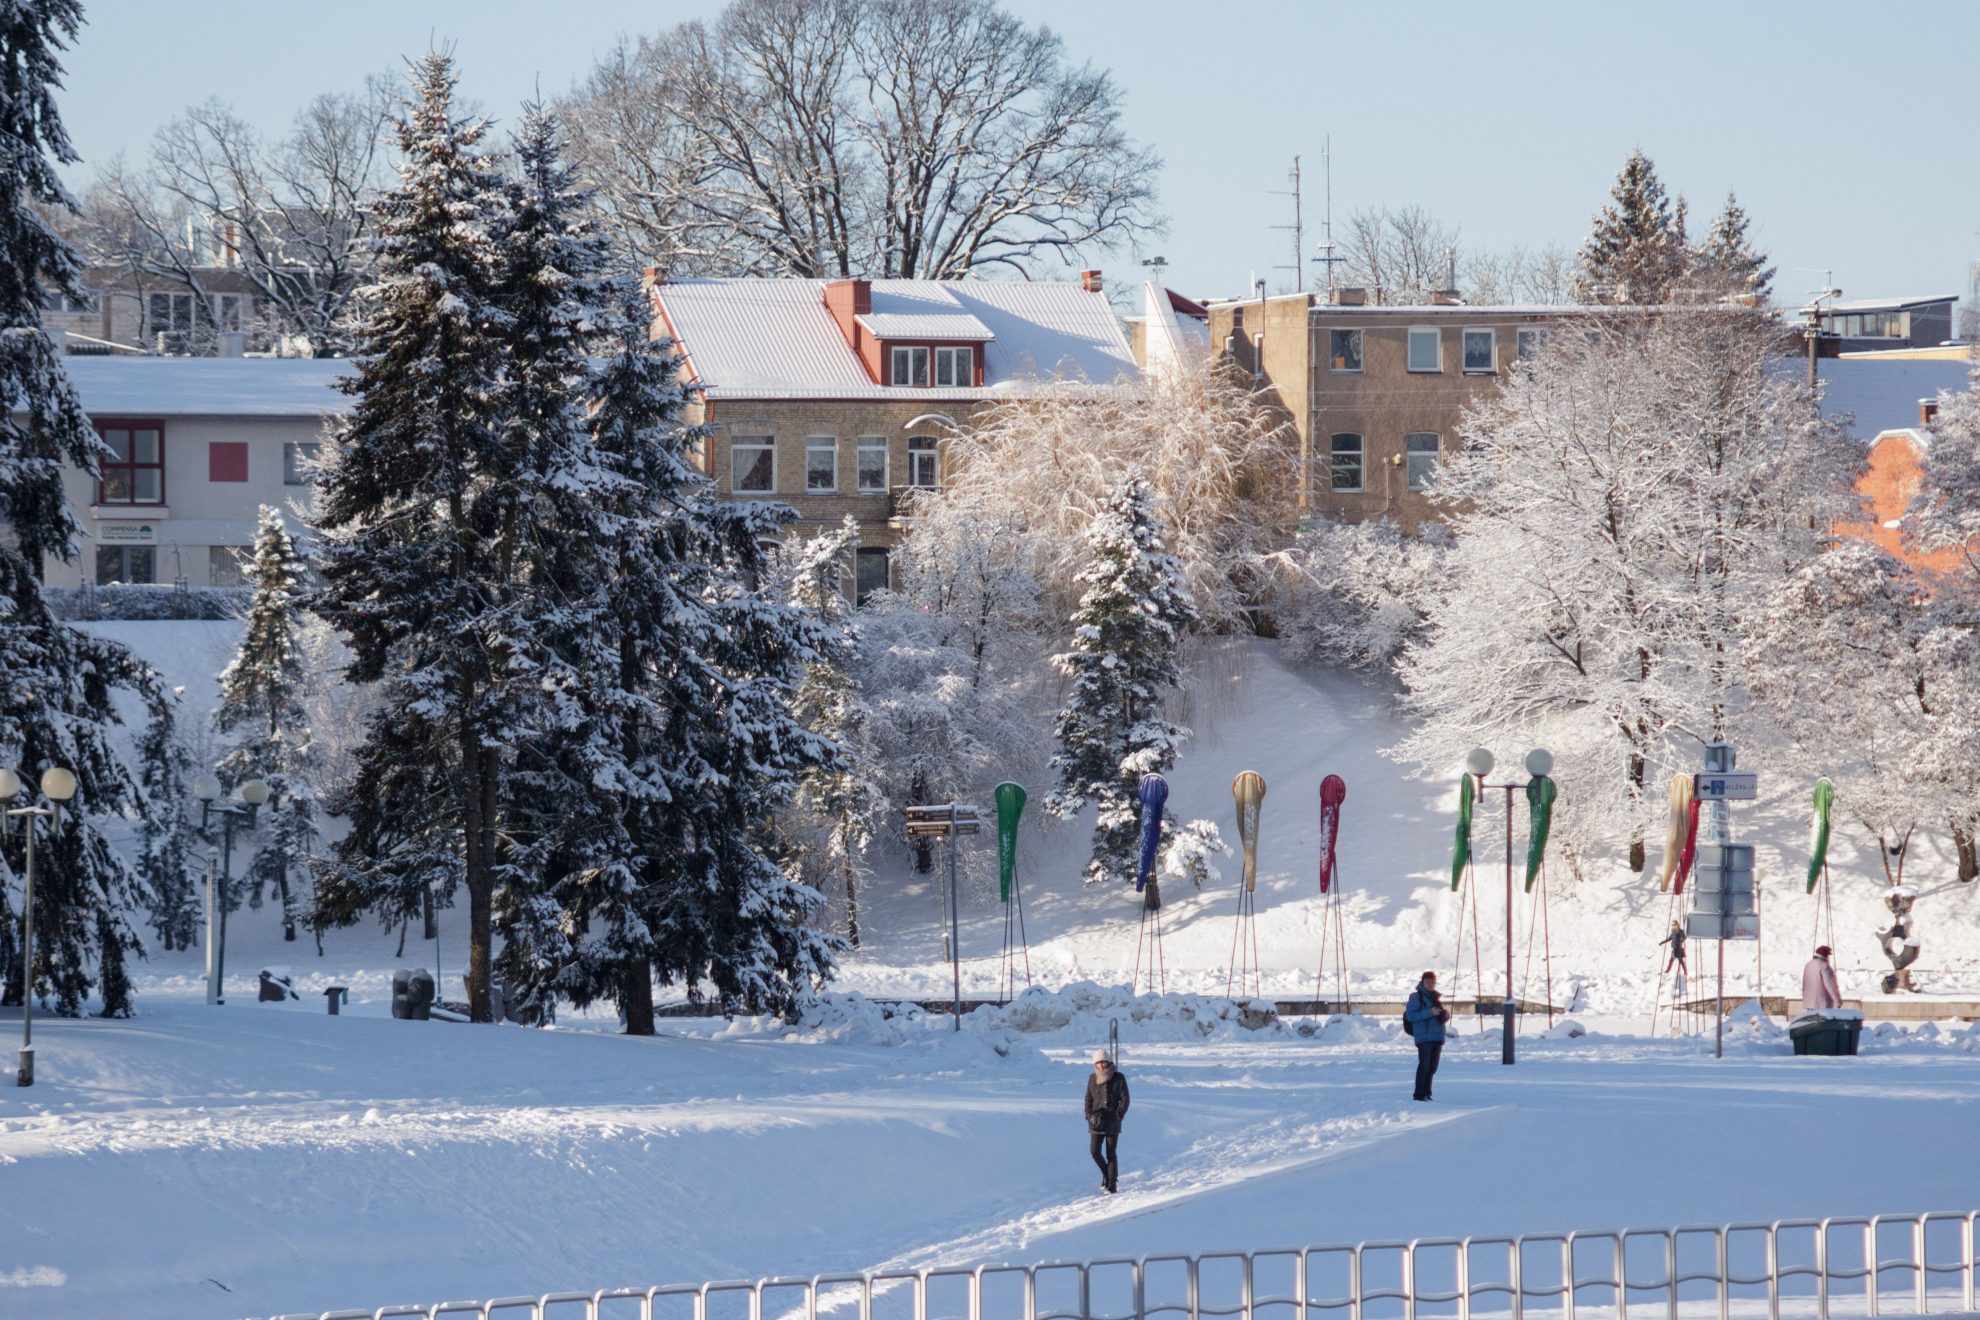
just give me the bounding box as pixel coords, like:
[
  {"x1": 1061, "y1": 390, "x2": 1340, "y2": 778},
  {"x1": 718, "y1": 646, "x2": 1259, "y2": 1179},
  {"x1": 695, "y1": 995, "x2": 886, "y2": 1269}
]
[{"x1": 1718, "y1": 998, "x2": 1787, "y2": 1055}]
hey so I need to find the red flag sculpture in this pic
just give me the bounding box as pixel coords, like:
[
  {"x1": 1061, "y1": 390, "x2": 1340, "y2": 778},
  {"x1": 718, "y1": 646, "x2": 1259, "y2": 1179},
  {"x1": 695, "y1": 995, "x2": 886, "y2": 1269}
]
[{"x1": 1317, "y1": 775, "x2": 1346, "y2": 894}]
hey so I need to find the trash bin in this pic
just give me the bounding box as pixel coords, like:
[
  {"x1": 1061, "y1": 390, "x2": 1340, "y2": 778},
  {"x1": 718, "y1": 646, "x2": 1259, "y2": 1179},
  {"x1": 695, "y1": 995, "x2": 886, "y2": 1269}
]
[{"x1": 1789, "y1": 1010, "x2": 1862, "y2": 1056}]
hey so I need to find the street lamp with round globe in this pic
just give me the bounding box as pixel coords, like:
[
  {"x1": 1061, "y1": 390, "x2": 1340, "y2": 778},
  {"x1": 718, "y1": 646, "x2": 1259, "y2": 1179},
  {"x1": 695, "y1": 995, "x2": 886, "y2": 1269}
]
[
  {"x1": 0, "y1": 768, "x2": 20, "y2": 800},
  {"x1": 192, "y1": 775, "x2": 221, "y2": 802},
  {"x1": 241, "y1": 779, "x2": 271, "y2": 806},
  {"x1": 39, "y1": 767, "x2": 76, "y2": 802},
  {"x1": 1525, "y1": 749, "x2": 1555, "y2": 779},
  {"x1": 1464, "y1": 747, "x2": 1496, "y2": 779}
]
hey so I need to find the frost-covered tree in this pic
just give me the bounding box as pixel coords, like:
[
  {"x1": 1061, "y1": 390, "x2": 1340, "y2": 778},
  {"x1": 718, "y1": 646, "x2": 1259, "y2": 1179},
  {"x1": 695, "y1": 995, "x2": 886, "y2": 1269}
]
[
  {"x1": 1396, "y1": 309, "x2": 1858, "y2": 876},
  {"x1": 1577, "y1": 150, "x2": 1687, "y2": 305},
  {"x1": 1046, "y1": 473, "x2": 1202, "y2": 884},
  {"x1": 310, "y1": 54, "x2": 527, "y2": 1023},
  {"x1": 1689, "y1": 192, "x2": 1774, "y2": 304},
  {"x1": 779, "y1": 518, "x2": 887, "y2": 947},
  {"x1": 215, "y1": 507, "x2": 317, "y2": 942},
  {"x1": 0, "y1": 0, "x2": 164, "y2": 1018},
  {"x1": 135, "y1": 692, "x2": 200, "y2": 952},
  {"x1": 1265, "y1": 518, "x2": 1453, "y2": 673},
  {"x1": 1743, "y1": 540, "x2": 1979, "y2": 886}
]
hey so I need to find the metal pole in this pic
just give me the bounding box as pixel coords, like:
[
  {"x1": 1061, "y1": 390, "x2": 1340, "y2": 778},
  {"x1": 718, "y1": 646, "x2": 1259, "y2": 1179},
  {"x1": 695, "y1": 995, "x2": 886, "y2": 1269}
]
[
  {"x1": 948, "y1": 809, "x2": 961, "y2": 1032},
  {"x1": 216, "y1": 812, "x2": 235, "y2": 1006},
  {"x1": 204, "y1": 847, "x2": 217, "y2": 1005},
  {"x1": 1716, "y1": 931, "x2": 1726, "y2": 1060},
  {"x1": 1504, "y1": 783, "x2": 1516, "y2": 1065},
  {"x1": 18, "y1": 810, "x2": 36, "y2": 1087}
]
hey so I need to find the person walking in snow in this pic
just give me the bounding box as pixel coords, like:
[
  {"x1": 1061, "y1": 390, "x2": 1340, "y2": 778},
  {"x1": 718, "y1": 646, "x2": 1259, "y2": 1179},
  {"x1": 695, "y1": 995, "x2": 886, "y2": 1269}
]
[
  {"x1": 1659, "y1": 920, "x2": 1689, "y2": 993},
  {"x1": 1802, "y1": 945, "x2": 1843, "y2": 1011},
  {"x1": 1084, "y1": 1049, "x2": 1130, "y2": 1194},
  {"x1": 1404, "y1": 971, "x2": 1450, "y2": 1101}
]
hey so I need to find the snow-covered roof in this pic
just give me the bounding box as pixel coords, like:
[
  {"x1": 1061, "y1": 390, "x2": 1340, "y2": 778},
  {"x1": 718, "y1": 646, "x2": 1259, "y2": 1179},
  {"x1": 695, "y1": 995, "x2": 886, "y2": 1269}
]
[
  {"x1": 59, "y1": 356, "x2": 354, "y2": 418},
  {"x1": 1823, "y1": 294, "x2": 1957, "y2": 313},
  {"x1": 653, "y1": 278, "x2": 1138, "y2": 400},
  {"x1": 1139, "y1": 280, "x2": 1210, "y2": 377},
  {"x1": 1812, "y1": 357, "x2": 1972, "y2": 442}
]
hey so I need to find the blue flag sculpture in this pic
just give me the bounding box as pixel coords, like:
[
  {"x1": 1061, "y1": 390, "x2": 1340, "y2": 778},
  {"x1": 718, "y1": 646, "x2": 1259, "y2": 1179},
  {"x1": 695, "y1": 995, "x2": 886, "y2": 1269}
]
[{"x1": 1135, "y1": 773, "x2": 1169, "y2": 894}]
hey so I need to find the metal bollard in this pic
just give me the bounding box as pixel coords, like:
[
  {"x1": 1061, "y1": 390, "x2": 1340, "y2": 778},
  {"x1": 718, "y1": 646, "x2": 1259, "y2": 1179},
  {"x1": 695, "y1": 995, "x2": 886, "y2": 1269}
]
[{"x1": 324, "y1": 986, "x2": 348, "y2": 1015}]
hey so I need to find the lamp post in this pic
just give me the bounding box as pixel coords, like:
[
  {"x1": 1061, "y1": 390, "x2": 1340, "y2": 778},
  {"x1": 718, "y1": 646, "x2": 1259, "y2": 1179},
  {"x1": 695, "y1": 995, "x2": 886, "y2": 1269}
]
[
  {"x1": 4, "y1": 765, "x2": 78, "y2": 1087},
  {"x1": 1464, "y1": 746, "x2": 1553, "y2": 1066},
  {"x1": 192, "y1": 775, "x2": 269, "y2": 1006}
]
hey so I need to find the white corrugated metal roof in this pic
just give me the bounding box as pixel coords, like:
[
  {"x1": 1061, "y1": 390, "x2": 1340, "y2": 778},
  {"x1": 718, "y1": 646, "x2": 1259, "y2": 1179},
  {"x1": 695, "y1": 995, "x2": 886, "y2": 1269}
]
[
  {"x1": 857, "y1": 313, "x2": 995, "y2": 340},
  {"x1": 60, "y1": 356, "x2": 354, "y2": 417},
  {"x1": 1824, "y1": 295, "x2": 1958, "y2": 313},
  {"x1": 653, "y1": 277, "x2": 1137, "y2": 399},
  {"x1": 1812, "y1": 357, "x2": 1972, "y2": 442}
]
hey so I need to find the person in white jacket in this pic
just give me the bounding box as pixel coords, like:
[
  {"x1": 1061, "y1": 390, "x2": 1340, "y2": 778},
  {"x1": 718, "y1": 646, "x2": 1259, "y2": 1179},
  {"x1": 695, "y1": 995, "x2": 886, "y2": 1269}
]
[{"x1": 1802, "y1": 945, "x2": 1843, "y2": 1011}]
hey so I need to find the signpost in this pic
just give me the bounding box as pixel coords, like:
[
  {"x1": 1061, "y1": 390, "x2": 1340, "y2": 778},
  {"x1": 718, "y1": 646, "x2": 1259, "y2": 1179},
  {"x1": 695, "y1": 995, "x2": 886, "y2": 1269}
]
[
  {"x1": 905, "y1": 803, "x2": 982, "y2": 1031},
  {"x1": 1685, "y1": 744, "x2": 1758, "y2": 1058}
]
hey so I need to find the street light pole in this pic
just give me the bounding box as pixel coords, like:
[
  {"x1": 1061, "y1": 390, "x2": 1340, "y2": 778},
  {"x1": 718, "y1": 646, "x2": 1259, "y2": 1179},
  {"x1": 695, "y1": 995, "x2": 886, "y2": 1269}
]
[
  {"x1": 1464, "y1": 748, "x2": 1553, "y2": 1067},
  {"x1": 192, "y1": 775, "x2": 269, "y2": 1007},
  {"x1": 4, "y1": 766, "x2": 78, "y2": 1088}
]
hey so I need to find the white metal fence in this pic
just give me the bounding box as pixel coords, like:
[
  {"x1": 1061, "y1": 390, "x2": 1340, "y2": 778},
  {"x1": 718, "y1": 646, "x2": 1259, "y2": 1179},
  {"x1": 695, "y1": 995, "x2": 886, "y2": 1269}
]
[{"x1": 265, "y1": 1211, "x2": 1979, "y2": 1320}]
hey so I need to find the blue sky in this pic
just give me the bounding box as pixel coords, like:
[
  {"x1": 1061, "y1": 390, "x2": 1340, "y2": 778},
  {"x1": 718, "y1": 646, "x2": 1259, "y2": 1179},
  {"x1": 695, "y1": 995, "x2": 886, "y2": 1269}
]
[{"x1": 55, "y1": 0, "x2": 1980, "y2": 307}]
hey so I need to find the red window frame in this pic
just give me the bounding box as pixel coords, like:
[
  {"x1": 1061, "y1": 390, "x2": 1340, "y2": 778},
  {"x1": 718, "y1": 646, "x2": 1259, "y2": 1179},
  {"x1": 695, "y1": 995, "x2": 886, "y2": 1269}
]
[{"x1": 95, "y1": 419, "x2": 166, "y2": 506}]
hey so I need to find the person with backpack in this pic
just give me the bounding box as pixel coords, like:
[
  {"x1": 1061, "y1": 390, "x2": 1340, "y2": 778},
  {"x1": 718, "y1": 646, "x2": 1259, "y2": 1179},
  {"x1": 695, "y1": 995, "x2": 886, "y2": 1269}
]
[
  {"x1": 1404, "y1": 971, "x2": 1450, "y2": 1101},
  {"x1": 1084, "y1": 1049, "x2": 1130, "y2": 1194}
]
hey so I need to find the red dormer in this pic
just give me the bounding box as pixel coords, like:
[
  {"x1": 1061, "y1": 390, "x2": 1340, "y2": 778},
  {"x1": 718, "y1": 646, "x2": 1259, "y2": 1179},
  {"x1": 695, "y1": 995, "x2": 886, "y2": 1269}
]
[{"x1": 824, "y1": 278, "x2": 991, "y2": 388}]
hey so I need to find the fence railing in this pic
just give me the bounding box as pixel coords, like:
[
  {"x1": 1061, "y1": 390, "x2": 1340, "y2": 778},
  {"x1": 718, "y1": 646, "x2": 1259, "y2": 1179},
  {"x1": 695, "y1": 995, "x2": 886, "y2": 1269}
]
[{"x1": 265, "y1": 1211, "x2": 1979, "y2": 1320}]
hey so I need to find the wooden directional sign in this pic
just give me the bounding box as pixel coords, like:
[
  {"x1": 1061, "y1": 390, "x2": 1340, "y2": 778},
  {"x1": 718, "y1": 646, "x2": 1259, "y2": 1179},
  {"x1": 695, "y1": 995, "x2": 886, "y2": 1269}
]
[
  {"x1": 905, "y1": 803, "x2": 983, "y2": 839},
  {"x1": 1693, "y1": 772, "x2": 1758, "y2": 802}
]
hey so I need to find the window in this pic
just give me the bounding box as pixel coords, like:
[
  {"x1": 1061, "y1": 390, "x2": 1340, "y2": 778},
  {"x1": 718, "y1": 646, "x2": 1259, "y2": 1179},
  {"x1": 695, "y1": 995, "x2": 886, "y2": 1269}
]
[
  {"x1": 1462, "y1": 329, "x2": 1496, "y2": 374},
  {"x1": 1405, "y1": 433, "x2": 1441, "y2": 492},
  {"x1": 804, "y1": 436, "x2": 837, "y2": 492},
  {"x1": 1407, "y1": 327, "x2": 1442, "y2": 373},
  {"x1": 209, "y1": 441, "x2": 248, "y2": 482},
  {"x1": 209, "y1": 545, "x2": 248, "y2": 588},
  {"x1": 40, "y1": 286, "x2": 97, "y2": 314},
  {"x1": 730, "y1": 435, "x2": 774, "y2": 493},
  {"x1": 934, "y1": 346, "x2": 973, "y2": 387},
  {"x1": 284, "y1": 441, "x2": 321, "y2": 486},
  {"x1": 96, "y1": 545, "x2": 154, "y2": 585},
  {"x1": 855, "y1": 547, "x2": 891, "y2": 604},
  {"x1": 96, "y1": 423, "x2": 164, "y2": 504},
  {"x1": 1515, "y1": 327, "x2": 1549, "y2": 362},
  {"x1": 1328, "y1": 328, "x2": 1363, "y2": 373},
  {"x1": 890, "y1": 345, "x2": 930, "y2": 387},
  {"x1": 1329, "y1": 433, "x2": 1363, "y2": 492},
  {"x1": 147, "y1": 292, "x2": 198, "y2": 352},
  {"x1": 856, "y1": 436, "x2": 888, "y2": 493},
  {"x1": 907, "y1": 436, "x2": 940, "y2": 488}
]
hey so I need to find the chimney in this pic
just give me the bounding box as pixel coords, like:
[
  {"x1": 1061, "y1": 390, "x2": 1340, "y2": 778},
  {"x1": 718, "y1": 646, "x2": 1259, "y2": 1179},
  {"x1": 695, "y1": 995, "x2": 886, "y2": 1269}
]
[
  {"x1": 1921, "y1": 399, "x2": 1941, "y2": 426},
  {"x1": 1080, "y1": 269, "x2": 1103, "y2": 293},
  {"x1": 218, "y1": 330, "x2": 247, "y2": 357},
  {"x1": 823, "y1": 278, "x2": 872, "y2": 347},
  {"x1": 1333, "y1": 287, "x2": 1368, "y2": 307}
]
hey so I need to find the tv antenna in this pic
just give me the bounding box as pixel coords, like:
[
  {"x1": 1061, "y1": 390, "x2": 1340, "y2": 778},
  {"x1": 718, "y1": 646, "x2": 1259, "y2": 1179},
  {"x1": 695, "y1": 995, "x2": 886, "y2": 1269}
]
[
  {"x1": 1310, "y1": 136, "x2": 1344, "y2": 294},
  {"x1": 1271, "y1": 155, "x2": 1305, "y2": 293}
]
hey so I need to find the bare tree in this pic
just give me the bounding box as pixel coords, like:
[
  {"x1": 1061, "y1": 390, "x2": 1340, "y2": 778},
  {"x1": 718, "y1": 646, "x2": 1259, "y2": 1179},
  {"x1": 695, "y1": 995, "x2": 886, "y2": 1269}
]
[
  {"x1": 558, "y1": 0, "x2": 1162, "y2": 278},
  {"x1": 80, "y1": 81, "x2": 391, "y2": 355},
  {"x1": 1465, "y1": 243, "x2": 1577, "y2": 304},
  {"x1": 1337, "y1": 205, "x2": 1460, "y2": 302}
]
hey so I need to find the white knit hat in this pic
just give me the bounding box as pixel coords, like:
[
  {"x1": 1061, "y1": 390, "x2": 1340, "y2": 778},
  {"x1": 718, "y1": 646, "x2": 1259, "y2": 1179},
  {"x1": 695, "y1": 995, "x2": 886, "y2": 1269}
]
[{"x1": 1093, "y1": 1049, "x2": 1111, "y2": 1064}]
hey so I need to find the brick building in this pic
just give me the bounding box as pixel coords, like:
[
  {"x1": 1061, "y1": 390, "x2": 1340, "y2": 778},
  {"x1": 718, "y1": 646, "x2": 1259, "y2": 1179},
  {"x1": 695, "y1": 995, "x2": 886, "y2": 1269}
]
[
  {"x1": 648, "y1": 274, "x2": 1139, "y2": 599},
  {"x1": 1205, "y1": 290, "x2": 1587, "y2": 530}
]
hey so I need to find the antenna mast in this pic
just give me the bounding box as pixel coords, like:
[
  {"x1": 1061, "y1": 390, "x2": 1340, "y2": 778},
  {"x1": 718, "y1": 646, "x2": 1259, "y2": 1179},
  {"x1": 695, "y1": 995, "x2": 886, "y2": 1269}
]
[
  {"x1": 1271, "y1": 155, "x2": 1305, "y2": 293},
  {"x1": 1311, "y1": 135, "x2": 1344, "y2": 295}
]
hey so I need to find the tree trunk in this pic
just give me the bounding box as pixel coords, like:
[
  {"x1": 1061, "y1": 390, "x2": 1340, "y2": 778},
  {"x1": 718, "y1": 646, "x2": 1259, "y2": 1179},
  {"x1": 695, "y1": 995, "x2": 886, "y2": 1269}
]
[
  {"x1": 1954, "y1": 824, "x2": 1977, "y2": 883},
  {"x1": 458, "y1": 707, "x2": 496, "y2": 1025},
  {"x1": 845, "y1": 864, "x2": 860, "y2": 949},
  {"x1": 1627, "y1": 749, "x2": 1647, "y2": 873},
  {"x1": 623, "y1": 960, "x2": 655, "y2": 1036}
]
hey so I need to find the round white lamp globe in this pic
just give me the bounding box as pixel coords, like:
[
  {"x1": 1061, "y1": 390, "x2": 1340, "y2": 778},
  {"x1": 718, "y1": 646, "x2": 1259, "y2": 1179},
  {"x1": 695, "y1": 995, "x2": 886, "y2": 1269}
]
[
  {"x1": 1464, "y1": 747, "x2": 1496, "y2": 778},
  {"x1": 40, "y1": 767, "x2": 77, "y2": 802},
  {"x1": 1525, "y1": 748, "x2": 1555, "y2": 778}
]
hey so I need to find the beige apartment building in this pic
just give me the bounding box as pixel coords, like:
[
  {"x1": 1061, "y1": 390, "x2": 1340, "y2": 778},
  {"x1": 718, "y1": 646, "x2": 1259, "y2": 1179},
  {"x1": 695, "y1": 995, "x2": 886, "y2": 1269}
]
[
  {"x1": 1206, "y1": 291, "x2": 1574, "y2": 530},
  {"x1": 649, "y1": 273, "x2": 1139, "y2": 600}
]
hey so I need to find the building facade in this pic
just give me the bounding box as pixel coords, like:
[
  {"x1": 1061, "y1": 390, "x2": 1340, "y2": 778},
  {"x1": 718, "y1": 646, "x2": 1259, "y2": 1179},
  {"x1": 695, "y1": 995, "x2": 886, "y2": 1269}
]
[
  {"x1": 39, "y1": 357, "x2": 348, "y2": 589},
  {"x1": 1815, "y1": 295, "x2": 1957, "y2": 355},
  {"x1": 1205, "y1": 290, "x2": 1570, "y2": 529},
  {"x1": 649, "y1": 273, "x2": 1139, "y2": 598}
]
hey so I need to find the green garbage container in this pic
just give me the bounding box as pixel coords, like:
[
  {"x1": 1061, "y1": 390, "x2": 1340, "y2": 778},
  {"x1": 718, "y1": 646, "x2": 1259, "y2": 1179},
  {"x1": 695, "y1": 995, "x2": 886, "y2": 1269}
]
[{"x1": 1789, "y1": 1010, "x2": 1862, "y2": 1056}]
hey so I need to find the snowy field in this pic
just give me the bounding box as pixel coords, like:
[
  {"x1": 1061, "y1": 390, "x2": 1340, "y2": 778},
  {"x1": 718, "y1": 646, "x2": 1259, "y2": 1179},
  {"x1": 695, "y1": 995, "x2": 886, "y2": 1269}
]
[{"x1": 5, "y1": 628, "x2": 1977, "y2": 1319}]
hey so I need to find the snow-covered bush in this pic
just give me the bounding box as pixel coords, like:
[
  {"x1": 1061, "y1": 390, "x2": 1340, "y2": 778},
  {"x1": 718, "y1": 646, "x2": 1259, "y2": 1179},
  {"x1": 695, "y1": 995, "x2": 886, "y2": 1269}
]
[{"x1": 1266, "y1": 518, "x2": 1451, "y2": 672}]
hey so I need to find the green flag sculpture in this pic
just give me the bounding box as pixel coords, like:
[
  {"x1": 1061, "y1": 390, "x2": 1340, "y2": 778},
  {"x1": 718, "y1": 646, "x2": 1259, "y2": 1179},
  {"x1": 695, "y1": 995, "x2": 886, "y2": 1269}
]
[
  {"x1": 1807, "y1": 777, "x2": 1835, "y2": 893},
  {"x1": 1451, "y1": 772, "x2": 1477, "y2": 890},
  {"x1": 1524, "y1": 775, "x2": 1557, "y2": 891},
  {"x1": 995, "y1": 781, "x2": 1026, "y2": 903}
]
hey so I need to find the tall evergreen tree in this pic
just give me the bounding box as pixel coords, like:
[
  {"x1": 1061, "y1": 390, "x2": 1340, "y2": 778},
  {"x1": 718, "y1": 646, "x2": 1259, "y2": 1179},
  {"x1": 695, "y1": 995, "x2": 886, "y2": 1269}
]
[
  {"x1": 0, "y1": 0, "x2": 161, "y2": 1017},
  {"x1": 781, "y1": 517, "x2": 886, "y2": 949},
  {"x1": 135, "y1": 692, "x2": 199, "y2": 953},
  {"x1": 215, "y1": 507, "x2": 318, "y2": 943},
  {"x1": 1691, "y1": 192, "x2": 1775, "y2": 303},
  {"x1": 1577, "y1": 149, "x2": 1687, "y2": 305},
  {"x1": 310, "y1": 53, "x2": 527, "y2": 1022},
  {"x1": 1045, "y1": 473, "x2": 1199, "y2": 885}
]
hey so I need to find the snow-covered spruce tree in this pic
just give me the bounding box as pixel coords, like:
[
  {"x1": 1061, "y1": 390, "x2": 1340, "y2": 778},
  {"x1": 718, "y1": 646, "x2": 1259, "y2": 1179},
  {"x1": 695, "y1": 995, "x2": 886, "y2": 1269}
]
[
  {"x1": 0, "y1": 0, "x2": 162, "y2": 1017},
  {"x1": 1576, "y1": 150, "x2": 1687, "y2": 305},
  {"x1": 1689, "y1": 193, "x2": 1774, "y2": 304},
  {"x1": 779, "y1": 517, "x2": 887, "y2": 948},
  {"x1": 1045, "y1": 473, "x2": 1202, "y2": 884},
  {"x1": 1396, "y1": 308, "x2": 1858, "y2": 877},
  {"x1": 1742, "y1": 539, "x2": 1980, "y2": 887},
  {"x1": 135, "y1": 691, "x2": 199, "y2": 952},
  {"x1": 214, "y1": 506, "x2": 318, "y2": 943},
  {"x1": 310, "y1": 54, "x2": 528, "y2": 1023}
]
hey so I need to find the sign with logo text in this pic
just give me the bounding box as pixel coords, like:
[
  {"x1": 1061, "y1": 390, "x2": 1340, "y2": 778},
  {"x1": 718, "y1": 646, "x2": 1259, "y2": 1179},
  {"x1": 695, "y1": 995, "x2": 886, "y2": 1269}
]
[{"x1": 96, "y1": 521, "x2": 158, "y2": 544}]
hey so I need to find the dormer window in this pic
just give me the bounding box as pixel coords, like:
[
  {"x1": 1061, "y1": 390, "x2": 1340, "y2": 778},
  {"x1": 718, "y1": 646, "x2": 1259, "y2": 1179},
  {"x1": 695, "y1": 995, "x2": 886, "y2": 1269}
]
[
  {"x1": 890, "y1": 346, "x2": 930, "y2": 387},
  {"x1": 935, "y1": 346, "x2": 972, "y2": 387}
]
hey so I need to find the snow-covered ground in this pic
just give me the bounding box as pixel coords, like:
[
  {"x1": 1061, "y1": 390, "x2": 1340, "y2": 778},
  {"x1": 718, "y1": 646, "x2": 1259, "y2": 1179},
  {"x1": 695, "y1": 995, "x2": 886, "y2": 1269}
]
[{"x1": 7, "y1": 628, "x2": 1976, "y2": 1319}]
